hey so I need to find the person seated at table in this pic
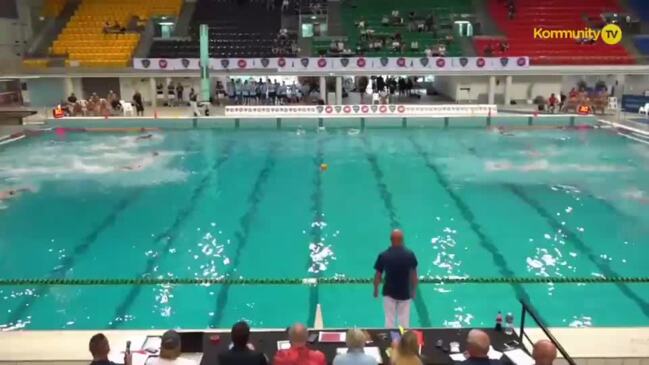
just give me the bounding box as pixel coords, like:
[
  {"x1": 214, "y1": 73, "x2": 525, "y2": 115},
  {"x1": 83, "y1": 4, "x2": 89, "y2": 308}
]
[
  {"x1": 273, "y1": 323, "x2": 325, "y2": 365},
  {"x1": 148, "y1": 330, "x2": 197, "y2": 365},
  {"x1": 389, "y1": 331, "x2": 422, "y2": 365},
  {"x1": 533, "y1": 340, "x2": 557, "y2": 365},
  {"x1": 218, "y1": 321, "x2": 268, "y2": 365},
  {"x1": 67, "y1": 92, "x2": 77, "y2": 104},
  {"x1": 438, "y1": 43, "x2": 446, "y2": 56},
  {"x1": 499, "y1": 41, "x2": 509, "y2": 53},
  {"x1": 461, "y1": 329, "x2": 503, "y2": 365},
  {"x1": 88, "y1": 333, "x2": 132, "y2": 365},
  {"x1": 333, "y1": 328, "x2": 377, "y2": 365}
]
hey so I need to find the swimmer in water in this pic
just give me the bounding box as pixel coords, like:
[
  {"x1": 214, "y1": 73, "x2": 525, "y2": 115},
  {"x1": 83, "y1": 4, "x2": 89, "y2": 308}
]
[
  {"x1": 121, "y1": 151, "x2": 159, "y2": 171},
  {"x1": 622, "y1": 188, "x2": 649, "y2": 204},
  {"x1": 136, "y1": 134, "x2": 153, "y2": 141},
  {"x1": 0, "y1": 188, "x2": 30, "y2": 201}
]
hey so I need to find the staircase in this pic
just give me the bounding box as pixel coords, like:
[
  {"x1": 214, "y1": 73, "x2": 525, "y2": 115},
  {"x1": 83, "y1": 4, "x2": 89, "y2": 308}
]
[
  {"x1": 26, "y1": 0, "x2": 81, "y2": 57},
  {"x1": 174, "y1": 0, "x2": 197, "y2": 37}
]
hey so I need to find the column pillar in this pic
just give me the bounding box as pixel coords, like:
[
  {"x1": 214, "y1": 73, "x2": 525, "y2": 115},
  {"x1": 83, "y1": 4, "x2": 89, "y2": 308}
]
[
  {"x1": 150, "y1": 77, "x2": 157, "y2": 108},
  {"x1": 63, "y1": 77, "x2": 73, "y2": 98},
  {"x1": 488, "y1": 75, "x2": 496, "y2": 105},
  {"x1": 335, "y1": 76, "x2": 342, "y2": 105},
  {"x1": 504, "y1": 75, "x2": 512, "y2": 106},
  {"x1": 319, "y1": 76, "x2": 326, "y2": 104}
]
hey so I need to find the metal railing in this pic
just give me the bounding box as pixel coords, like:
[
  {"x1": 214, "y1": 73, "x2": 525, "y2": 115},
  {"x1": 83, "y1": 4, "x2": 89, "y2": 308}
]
[{"x1": 519, "y1": 299, "x2": 577, "y2": 365}]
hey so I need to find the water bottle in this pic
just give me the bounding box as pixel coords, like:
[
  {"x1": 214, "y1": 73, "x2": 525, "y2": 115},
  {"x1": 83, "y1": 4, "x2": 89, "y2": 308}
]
[
  {"x1": 495, "y1": 311, "x2": 503, "y2": 331},
  {"x1": 504, "y1": 312, "x2": 514, "y2": 336}
]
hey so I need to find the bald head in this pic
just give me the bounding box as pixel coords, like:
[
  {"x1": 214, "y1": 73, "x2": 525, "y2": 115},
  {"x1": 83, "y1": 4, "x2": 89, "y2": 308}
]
[
  {"x1": 533, "y1": 340, "x2": 557, "y2": 365},
  {"x1": 466, "y1": 329, "x2": 491, "y2": 358},
  {"x1": 288, "y1": 323, "x2": 308, "y2": 346},
  {"x1": 390, "y1": 229, "x2": 404, "y2": 246}
]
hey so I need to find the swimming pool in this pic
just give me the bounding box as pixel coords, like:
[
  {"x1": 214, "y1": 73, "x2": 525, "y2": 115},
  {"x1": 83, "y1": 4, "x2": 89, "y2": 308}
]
[{"x1": 1, "y1": 124, "x2": 649, "y2": 330}]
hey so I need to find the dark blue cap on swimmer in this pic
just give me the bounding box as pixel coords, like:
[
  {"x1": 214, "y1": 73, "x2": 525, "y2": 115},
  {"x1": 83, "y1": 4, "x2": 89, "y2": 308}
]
[{"x1": 161, "y1": 330, "x2": 181, "y2": 350}]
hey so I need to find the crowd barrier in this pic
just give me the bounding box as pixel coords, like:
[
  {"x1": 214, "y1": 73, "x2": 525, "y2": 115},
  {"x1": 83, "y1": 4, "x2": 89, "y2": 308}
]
[
  {"x1": 133, "y1": 56, "x2": 530, "y2": 71},
  {"x1": 224, "y1": 104, "x2": 497, "y2": 117}
]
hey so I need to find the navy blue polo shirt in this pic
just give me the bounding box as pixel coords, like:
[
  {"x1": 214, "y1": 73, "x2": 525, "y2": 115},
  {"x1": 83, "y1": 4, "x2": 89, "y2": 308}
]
[{"x1": 374, "y1": 246, "x2": 418, "y2": 300}]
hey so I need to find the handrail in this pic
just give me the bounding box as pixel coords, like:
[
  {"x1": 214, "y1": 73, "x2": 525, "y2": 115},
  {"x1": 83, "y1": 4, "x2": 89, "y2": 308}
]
[{"x1": 519, "y1": 299, "x2": 577, "y2": 365}]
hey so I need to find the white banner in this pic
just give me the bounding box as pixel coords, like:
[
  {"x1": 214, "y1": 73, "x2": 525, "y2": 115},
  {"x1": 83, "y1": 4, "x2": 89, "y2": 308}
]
[
  {"x1": 225, "y1": 104, "x2": 497, "y2": 117},
  {"x1": 134, "y1": 57, "x2": 530, "y2": 71}
]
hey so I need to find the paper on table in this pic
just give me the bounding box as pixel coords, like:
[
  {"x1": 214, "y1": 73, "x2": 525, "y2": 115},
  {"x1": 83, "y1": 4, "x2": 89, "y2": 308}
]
[
  {"x1": 504, "y1": 348, "x2": 535, "y2": 365},
  {"x1": 319, "y1": 332, "x2": 347, "y2": 343},
  {"x1": 488, "y1": 346, "x2": 503, "y2": 360},
  {"x1": 449, "y1": 353, "x2": 467, "y2": 362},
  {"x1": 337, "y1": 347, "x2": 383, "y2": 364},
  {"x1": 277, "y1": 340, "x2": 291, "y2": 350}
]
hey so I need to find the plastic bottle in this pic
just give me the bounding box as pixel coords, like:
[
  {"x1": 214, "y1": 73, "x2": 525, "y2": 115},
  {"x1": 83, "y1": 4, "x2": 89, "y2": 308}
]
[
  {"x1": 495, "y1": 311, "x2": 503, "y2": 331},
  {"x1": 505, "y1": 312, "x2": 514, "y2": 336}
]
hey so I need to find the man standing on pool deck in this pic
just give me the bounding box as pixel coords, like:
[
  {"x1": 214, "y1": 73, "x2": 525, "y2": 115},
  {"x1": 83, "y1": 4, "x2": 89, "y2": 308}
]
[{"x1": 373, "y1": 229, "x2": 418, "y2": 328}]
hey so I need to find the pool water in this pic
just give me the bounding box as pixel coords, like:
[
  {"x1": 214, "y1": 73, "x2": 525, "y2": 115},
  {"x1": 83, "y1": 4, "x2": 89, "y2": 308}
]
[{"x1": 1, "y1": 126, "x2": 649, "y2": 330}]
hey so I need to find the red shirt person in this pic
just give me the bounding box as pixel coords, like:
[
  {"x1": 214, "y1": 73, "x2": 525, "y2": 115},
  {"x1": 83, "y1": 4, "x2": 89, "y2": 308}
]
[{"x1": 273, "y1": 323, "x2": 325, "y2": 365}]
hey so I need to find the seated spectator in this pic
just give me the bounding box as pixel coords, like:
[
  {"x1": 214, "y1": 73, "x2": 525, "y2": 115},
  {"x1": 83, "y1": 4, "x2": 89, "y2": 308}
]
[
  {"x1": 424, "y1": 14, "x2": 434, "y2": 32},
  {"x1": 410, "y1": 41, "x2": 419, "y2": 51},
  {"x1": 438, "y1": 43, "x2": 446, "y2": 56},
  {"x1": 499, "y1": 41, "x2": 509, "y2": 52},
  {"x1": 382, "y1": 15, "x2": 390, "y2": 26},
  {"x1": 533, "y1": 340, "x2": 557, "y2": 365},
  {"x1": 461, "y1": 329, "x2": 502, "y2": 365},
  {"x1": 389, "y1": 331, "x2": 422, "y2": 365},
  {"x1": 424, "y1": 47, "x2": 433, "y2": 57},
  {"x1": 149, "y1": 330, "x2": 197, "y2": 365},
  {"x1": 569, "y1": 87, "x2": 578, "y2": 99},
  {"x1": 547, "y1": 93, "x2": 558, "y2": 113},
  {"x1": 273, "y1": 323, "x2": 325, "y2": 365},
  {"x1": 89, "y1": 333, "x2": 131, "y2": 365},
  {"x1": 67, "y1": 92, "x2": 77, "y2": 104},
  {"x1": 333, "y1": 328, "x2": 377, "y2": 365},
  {"x1": 218, "y1": 321, "x2": 268, "y2": 365},
  {"x1": 483, "y1": 44, "x2": 493, "y2": 57}
]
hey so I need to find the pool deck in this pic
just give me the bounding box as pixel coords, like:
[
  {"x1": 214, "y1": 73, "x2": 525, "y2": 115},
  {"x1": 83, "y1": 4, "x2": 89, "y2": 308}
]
[{"x1": 1, "y1": 327, "x2": 649, "y2": 365}]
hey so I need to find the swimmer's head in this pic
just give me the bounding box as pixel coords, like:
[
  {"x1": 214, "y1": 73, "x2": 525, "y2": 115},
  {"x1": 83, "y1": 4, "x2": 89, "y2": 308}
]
[
  {"x1": 8, "y1": 191, "x2": 15, "y2": 196},
  {"x1": 153, "y1": 152, "x2": 160, "y2": 157},
  {"x1": 390, "y1": 229, "x2": 404, "y2": 246}
]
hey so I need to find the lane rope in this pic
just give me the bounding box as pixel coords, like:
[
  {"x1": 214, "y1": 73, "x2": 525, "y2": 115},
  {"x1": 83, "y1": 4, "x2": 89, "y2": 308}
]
[{"x1": 1, "y1": 276, "x2": 649, "y2": 286}]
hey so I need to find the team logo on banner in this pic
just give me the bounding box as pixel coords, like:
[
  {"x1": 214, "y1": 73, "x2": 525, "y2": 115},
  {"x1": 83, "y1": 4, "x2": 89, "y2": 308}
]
[
  {"x1": 181, "y1": 58, "x2": 190, "y2": 68},
  {"x1": 340, "y1": 58, "x2": 349, "y2": 67},
  {"x1": 436, "y1": 58, "x2": 446, "y2": 68},
  {"x1": 459, "y1": 57, "x2": 468, "y2": 67},
  {"x1": 317, "y1": 58, "x2": 327, "y2": 68},
  {"x1": 237, "y1": 59, "x2": 247, "y2": 68},
  {"x1": 141, "y1": 59, "x2": 151, "y2": 68},
  {"x1": 380, "y1": 57, "x2": 389, "y2": 67},
  {"x1": 159, "y1": 59, "x2": 168, "y2": 69},
  {"x1": 325, "y1": 105, "x2": 333, "y2": 113},
  {"x1": 300, "y1": 58, "x2": 310, "y2": 67},
  {"x1": 334, "y1": 105, "x2": 342, "y2": 113},
  {"x1": 352, "y1": 105, "x2": 360, "y2": 113},
  {"x1": 357, "y1": 58, "x2": 366, "y2": 67},
  {"x1": 419, "y1": 57, "x2": 429, "y2": 67},
  {"x1": 343, "y1": 105, "x2": 351, "y2": 113},
  {"x1": 220, "y1": 59, "x2": 230, "y2": 68},
  {"x1": 476, "y1": 58, "x2": 486, "y2": 68},
  {"x1": 316, "y1": 105, "x2": 324, "y2": 113},
  {"x1": 397, "y1": 57, "x2": 406, "y2": 67},
  {"x1": 278, "y1": 58, "x2": 287, "y2": 67},
  {"x1": 261, "y1": 58, "x2": 270, "y2": 67},
  {"x1": 370, "y1": 105, "x2": 378, "y2": 112},
  {"x1": 397, "y1": 105, "x2": 405, "y2": 113},
  {"x1": 517, "y1": 57, "x2": 527, "y2": 66},
  {"x1": 389, "y1": 105, "x2": 396, "y2": 112},
  {"x1": 361, "y1": 105, "x2": 369, "y2": 113},
  {"x1": 499, "y1": 57, "x2": 509, "y2": 67},
  {"x1": 379, "y1": 105, "x2": 388, "y2": 113}
]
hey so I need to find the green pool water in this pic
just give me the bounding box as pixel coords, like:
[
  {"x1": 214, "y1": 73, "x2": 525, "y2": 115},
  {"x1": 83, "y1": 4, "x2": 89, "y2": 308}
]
[{"x1": 1, "y1": 126, "x2": 649, "y2": 330}]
